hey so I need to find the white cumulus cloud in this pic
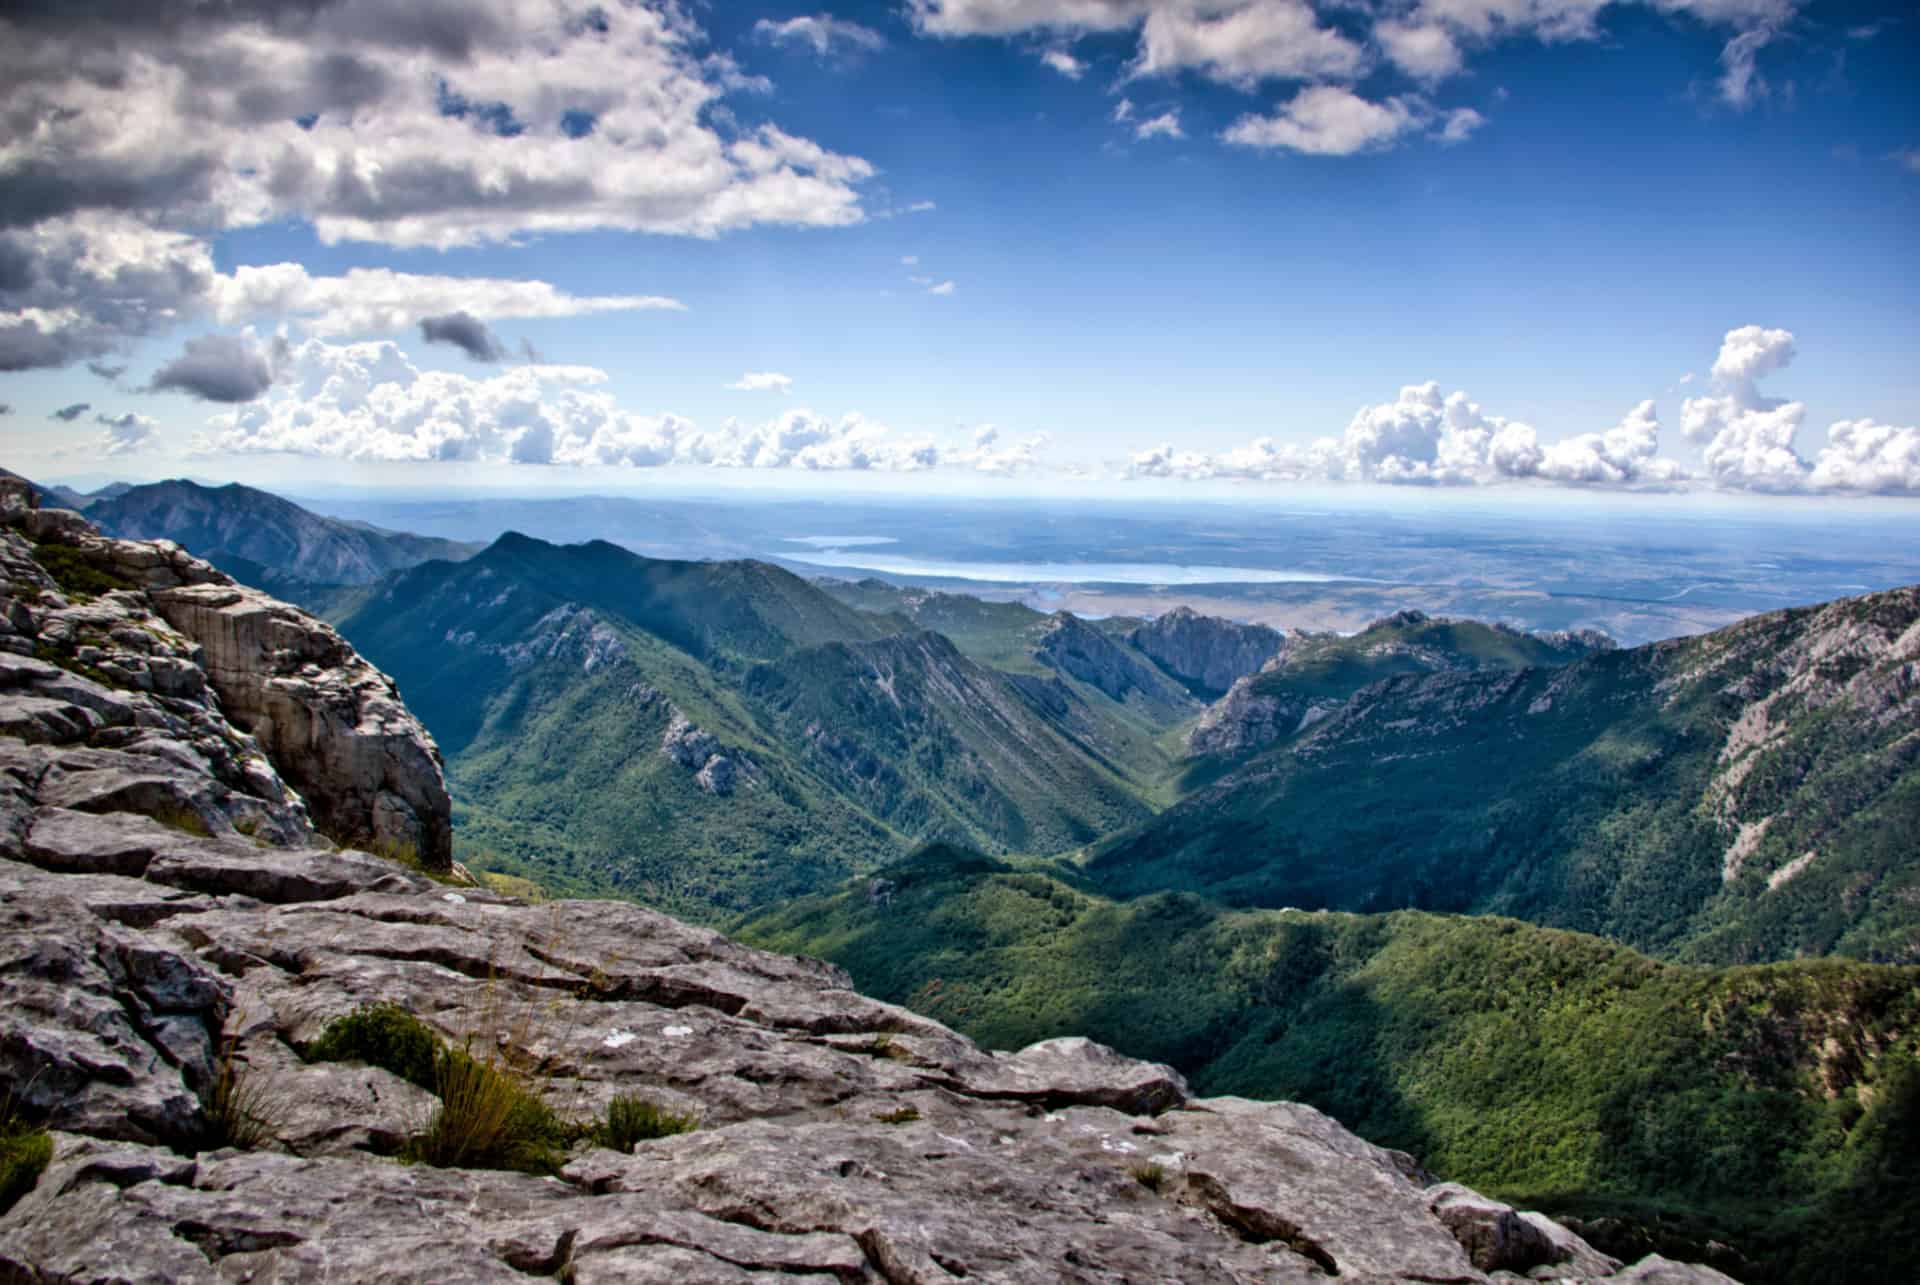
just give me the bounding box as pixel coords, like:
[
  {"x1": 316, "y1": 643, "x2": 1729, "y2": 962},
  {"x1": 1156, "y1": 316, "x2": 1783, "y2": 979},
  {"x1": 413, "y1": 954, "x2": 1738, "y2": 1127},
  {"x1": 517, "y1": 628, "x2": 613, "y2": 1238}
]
[
  {"x1": 0, "y1": 1, "x2": 872, "y2": 369},
  {"x1": 201, "y1": 338, "x2": 1033, "y2": 476},
  {"x1": 1224, "y1": 87, "x2": 1420, "y2": 156},
  {"x1": 1042, "y1": 49, "x2": 1089, "y2": 78}
]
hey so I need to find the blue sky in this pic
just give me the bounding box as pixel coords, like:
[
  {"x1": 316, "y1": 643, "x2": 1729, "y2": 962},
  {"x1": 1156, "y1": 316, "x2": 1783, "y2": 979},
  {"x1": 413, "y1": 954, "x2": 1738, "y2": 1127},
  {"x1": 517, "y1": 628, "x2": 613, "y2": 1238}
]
[{"x1": 0, "y1": 0, "x2": 1916, "y2": 498}]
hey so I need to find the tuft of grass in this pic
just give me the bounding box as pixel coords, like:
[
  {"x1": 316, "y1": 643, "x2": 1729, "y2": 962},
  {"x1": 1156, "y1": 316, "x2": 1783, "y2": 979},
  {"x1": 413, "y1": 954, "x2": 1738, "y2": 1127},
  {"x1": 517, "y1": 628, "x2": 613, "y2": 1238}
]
[
  {"x1": 151, "y1": 803, "x2": 212, "y2": 838},
  {"x1": 594, "y1": 1094, "x2": 697, "y2": 1152},
  {"x1": 31, "y1": 543, "x2": 135, "y2": 600},
  {"x1": 0, "y1": 1090, "x2": 53, "y2": 1215},
  {"x1": 307, "y1": 1003, "x2": 445, "y2": 1091},
  {"x1": 872, "y1": 1105, "x2": 920, "y2": 1125},
  {"x1": 403, "y1": 1046, "x2": 569, "y2": 1175},
  {"x1": 364, "y1": 836, "x2": 461, "y2": 885},
  {"x1": 1128, "y1": 1161, "x2": 1169, "y2": 1193},
  {"x1": 204, "y1": 1038, "x2": 278, "y2": 1151},
  {"x1": 859, "y1": 1034, "x2": 914, "y2": 1062}
]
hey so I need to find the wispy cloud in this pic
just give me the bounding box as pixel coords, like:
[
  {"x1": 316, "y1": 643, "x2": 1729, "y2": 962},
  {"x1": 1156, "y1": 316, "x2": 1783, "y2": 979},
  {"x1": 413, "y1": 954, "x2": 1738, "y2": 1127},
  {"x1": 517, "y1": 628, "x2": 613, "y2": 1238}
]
[
  {"x1": 754, "y1": 14, "x2": 887, "y2": 58},
  {"x1": 1135, "y1": 110, "x2": 1183, "y2": 141},
  {"x1": 728, "y1": 372, "x2": 795, "y2": 393},
  {"x1": 1041, "y1": 49, "x2": 1086, "y2": 79}
]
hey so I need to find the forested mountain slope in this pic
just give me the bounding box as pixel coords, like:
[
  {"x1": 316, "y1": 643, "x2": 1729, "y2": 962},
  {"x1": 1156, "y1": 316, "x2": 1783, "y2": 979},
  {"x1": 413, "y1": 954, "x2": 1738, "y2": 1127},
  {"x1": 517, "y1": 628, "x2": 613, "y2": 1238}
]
[
  {"x1": 739, "y1": 844, "x2": 1920, "y2": 1285},
  {"x1": 1097, "y1": 585, "x2": 1920, "y2": 965},
  {"x1": 337, "y1": 535, "x2": 1180, "y2": 915}
]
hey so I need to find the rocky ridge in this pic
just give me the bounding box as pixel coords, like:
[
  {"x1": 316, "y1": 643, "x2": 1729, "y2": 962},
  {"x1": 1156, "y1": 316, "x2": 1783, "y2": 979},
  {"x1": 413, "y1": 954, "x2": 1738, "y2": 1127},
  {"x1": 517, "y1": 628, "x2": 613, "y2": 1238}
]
[
  {"x1": 1033, "y1": 611, "x2": 1196, "y2": 717},
  {"x1": 1128, "y1": 605, "x2": 1287, "y2": 697},
  {"x1": 1186, "y1": 611, "x2": 1612, "y2": 758},
  {"x1": 0, "y1": 479, "x2": 452, "y2": 870},
  {"x1": 0, "y1": 493, "x2": 1736, "y2": 1283}
]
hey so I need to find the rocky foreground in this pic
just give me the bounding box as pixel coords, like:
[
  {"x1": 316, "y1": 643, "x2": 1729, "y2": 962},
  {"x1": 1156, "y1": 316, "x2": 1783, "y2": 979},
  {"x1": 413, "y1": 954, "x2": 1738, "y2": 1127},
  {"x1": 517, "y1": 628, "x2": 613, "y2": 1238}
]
[{"x1": 0, "y1": 483, "x2": 1735, "y2": 1283}]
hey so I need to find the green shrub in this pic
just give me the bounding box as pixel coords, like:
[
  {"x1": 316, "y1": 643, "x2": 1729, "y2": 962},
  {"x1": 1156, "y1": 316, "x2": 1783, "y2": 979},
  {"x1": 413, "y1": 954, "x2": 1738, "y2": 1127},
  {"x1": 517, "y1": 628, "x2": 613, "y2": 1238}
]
[
  {"x1": 859, "y1": 1034, "x2": 913, "y2": 1062},
  {"x1": 873, "y1": 1105, "x2": 920, "y2": 1124},
  {"x1": 403, "y1": 1046, "x2": 569, "y2": 1175},
  {"x1": 594, "y1": 1094, "x2": 697, "y2": 1152},
  {"x1": 0, "y1": 1093, "x2": 51, "y2": 1215},
  {"x1": 307, "y1": 1004, "x2": 445, "y2": 1091}
]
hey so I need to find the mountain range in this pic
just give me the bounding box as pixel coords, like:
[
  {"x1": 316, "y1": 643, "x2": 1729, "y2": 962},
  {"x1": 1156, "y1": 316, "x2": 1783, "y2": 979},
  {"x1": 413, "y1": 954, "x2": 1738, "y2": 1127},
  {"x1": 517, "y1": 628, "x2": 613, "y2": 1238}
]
[
  {"x1": 12, "y1": 471, "x2": 1916, "y2": 1283},
  {"x1": 83, "y1": 478, "x2": 479, "y2": 601}
]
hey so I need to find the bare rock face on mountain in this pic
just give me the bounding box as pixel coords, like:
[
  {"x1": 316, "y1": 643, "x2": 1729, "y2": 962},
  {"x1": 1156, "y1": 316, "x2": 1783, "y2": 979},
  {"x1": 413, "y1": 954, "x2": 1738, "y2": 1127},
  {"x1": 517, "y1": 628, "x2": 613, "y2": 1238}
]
[
  {"x1": 1129, "y1": 605, "x2": 1286, "y2": 696},
  {"x1": 0, "y1": 477, "x2": 452, "y2": 869},
  {"x1": 149, "y1": 583, "x2": 454, "y2": 866},
  {"x1": 1033, "y1": 611, "x2": 1195, "y2": 715},
  {"x1": 0, "y1": 487, "x2": 1738, "y2": 1282},
  {"x1": 1184, "y1": 610, "x2": 1613, "y2": 759},
  {"x1": 1187, "y1": 667, "x2": 1302, "y2": 757}
]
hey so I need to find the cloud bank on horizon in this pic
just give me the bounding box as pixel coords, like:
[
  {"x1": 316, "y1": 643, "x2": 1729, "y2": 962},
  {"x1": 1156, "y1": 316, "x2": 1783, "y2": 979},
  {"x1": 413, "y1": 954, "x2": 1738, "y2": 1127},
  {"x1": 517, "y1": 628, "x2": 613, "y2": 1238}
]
[
  {"x1": 1127, "y1": 326, "x2": 1920, "y2": 496},
  {"x1": 0, "y1": 0, "x2": 1914, "y2": 496}
]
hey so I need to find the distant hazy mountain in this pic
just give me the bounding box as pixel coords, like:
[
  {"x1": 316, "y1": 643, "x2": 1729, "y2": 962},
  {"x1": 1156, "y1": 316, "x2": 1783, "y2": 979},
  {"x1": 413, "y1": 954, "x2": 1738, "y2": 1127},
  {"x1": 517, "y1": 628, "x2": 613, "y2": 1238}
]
[
  {"x1": 1187, "y1": 609, "x2": 1612, "y2": 757},
  {"x1": 87, "y1": 479, "x2": 479, "y2": 593},
  {"x1": 335, "y1": 534, "x2": 1183, "y2": 918},
  {"x1": 1100, "y1": 586, "x2": 1920, "y2": 964}
]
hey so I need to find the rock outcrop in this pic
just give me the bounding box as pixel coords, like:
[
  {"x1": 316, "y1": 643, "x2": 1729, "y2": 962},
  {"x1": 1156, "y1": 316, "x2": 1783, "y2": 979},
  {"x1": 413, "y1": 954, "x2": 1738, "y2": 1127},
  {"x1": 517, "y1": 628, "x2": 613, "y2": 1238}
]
[
  {"x1": 1186, "y1": 667, "x2": 1312, "y2": 757},
  {"x1": 1033, "y1": 611, "x2": 1195, "y2": 715},
  {"x1": 1183, "y1": 611, "x2": 1613, "y2": 759},
  {"x1": 1129, "y1": 605, "x2": 1286, "y2": 696},
  {"x1": 0, "y1": 477, "x2": 452, "y2": 869},
  {"x1": 0, "y1": 819, "x2": 1740, "y2": 1283},
  {"x1": 0, "y1": 490, "x2": 1739, "y2": 1282}
]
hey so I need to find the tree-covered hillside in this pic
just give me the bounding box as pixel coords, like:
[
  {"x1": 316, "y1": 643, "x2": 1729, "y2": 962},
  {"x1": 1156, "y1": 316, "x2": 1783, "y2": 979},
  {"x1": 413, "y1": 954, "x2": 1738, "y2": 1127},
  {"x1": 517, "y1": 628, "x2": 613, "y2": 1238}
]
[
  {"x1": 739, "y1": 845, "x2": 1920, "y2": 1285},
  {"x1": 337, "y1": 534, "x2": 1189, "y2": 917},
  {"x1": 1107, "y1": 586, "x2": 1920, "y2": 965}
]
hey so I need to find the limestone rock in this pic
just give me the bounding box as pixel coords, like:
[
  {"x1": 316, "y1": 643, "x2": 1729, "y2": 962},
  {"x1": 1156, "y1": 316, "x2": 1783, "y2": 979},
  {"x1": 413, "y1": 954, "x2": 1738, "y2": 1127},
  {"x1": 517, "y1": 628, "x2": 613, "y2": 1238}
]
[
  {"x1": 1427, "y1": 1181, "x2": 1564, "y2": 1273},
  {"x1": 0, "y1": 478, "x2": 452, "y2": 870},
  {"x1": 1129, "y1": 605, "x2": 1286, "y2": 696},
  {"x1": 148, "y1": 581, "x2": 452, "y2": 867}
]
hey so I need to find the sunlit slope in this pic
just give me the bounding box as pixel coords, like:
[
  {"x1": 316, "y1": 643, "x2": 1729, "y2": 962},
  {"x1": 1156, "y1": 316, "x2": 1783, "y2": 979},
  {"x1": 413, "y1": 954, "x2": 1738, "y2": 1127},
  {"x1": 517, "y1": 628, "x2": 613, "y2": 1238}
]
[
  {"x1": 339, "y1": 534, "x2": 1173, "y2": 915},
  {"x1": 738, "y1": 845, "x2": 1920, "y2": 1285},
  {"x1": 1103, "y1": 586, "x2": 1920, "y2": 964},
  {"x1": 742, "y1": 630, "x2": 1153, "y2": 853}
]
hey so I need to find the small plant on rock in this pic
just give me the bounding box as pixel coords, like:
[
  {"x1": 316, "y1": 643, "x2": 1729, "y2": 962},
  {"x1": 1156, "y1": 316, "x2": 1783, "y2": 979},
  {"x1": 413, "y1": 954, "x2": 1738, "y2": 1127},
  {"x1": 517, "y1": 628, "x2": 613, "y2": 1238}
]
[
  {"x1": 595, "y1": 1094, "x2": 697, "y2": 1152},
  {"x1": 1128, "y1": 1162, "x2": 1169, "y2": 1193},
  {"x1": 0, "y1": 1089, "x2": 52, "y2": 1216},
  {"x1": 307, "y1": 1003, "x2": 446, "y2": 1092},
  {"x1": 403, "y1": 1045, "x2": 569, "y2": 1176},
  {"x1": 860, "y1": 1034, "x2": 914, "y2": 1062},
  {"x1": 204, "y1": 1036, "x2": 278, "y2": 1151},
  {"x1": 873, "y1": 1105, "x2": 921, "y2": 1125}
]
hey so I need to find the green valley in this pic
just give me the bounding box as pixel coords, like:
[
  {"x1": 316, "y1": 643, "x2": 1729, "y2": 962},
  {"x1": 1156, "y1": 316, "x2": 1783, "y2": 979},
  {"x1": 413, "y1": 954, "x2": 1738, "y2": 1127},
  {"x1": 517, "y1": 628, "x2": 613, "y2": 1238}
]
[{"x1": 738, "y1": 845, "x2": 1920, "y2": 1285}]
